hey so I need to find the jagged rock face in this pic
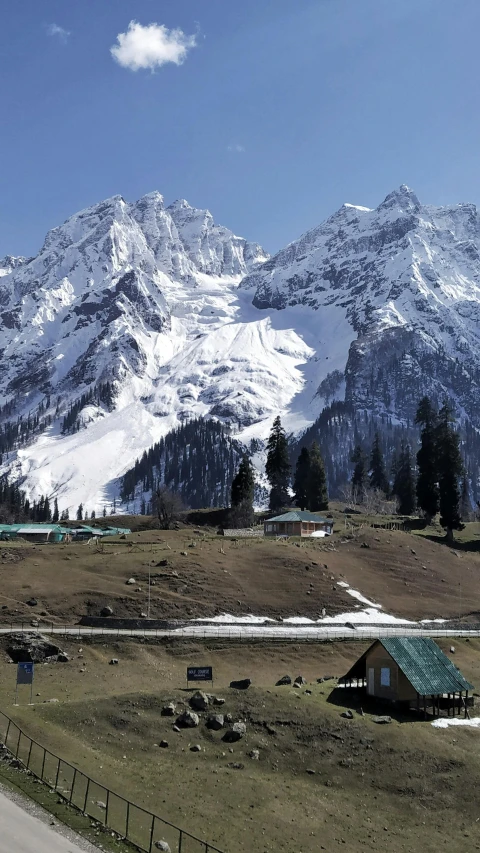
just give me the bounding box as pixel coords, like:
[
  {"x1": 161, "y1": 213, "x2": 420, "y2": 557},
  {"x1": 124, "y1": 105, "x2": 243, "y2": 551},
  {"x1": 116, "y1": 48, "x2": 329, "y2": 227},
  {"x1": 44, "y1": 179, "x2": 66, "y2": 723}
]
[{"x1": 242, "y1": 184, "x2": 480, "y2": 425}]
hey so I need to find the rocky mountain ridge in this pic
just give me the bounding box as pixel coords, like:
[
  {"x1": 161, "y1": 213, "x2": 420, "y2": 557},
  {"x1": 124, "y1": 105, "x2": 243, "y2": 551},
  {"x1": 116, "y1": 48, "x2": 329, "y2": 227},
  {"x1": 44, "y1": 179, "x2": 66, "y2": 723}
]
[{"x1": 1, "y1": 185, "x2": 479, "y2": 511}]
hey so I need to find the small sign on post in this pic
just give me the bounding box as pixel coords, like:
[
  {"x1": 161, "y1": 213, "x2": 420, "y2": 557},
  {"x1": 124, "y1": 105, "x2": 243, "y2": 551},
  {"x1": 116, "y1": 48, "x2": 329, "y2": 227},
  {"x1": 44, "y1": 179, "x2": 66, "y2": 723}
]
[
  {"x1": 186, "y1": 666, "x2": 213, "y2": 687},
  {"x1": 15, "y1": 662, "x2": 34, "y2": 706}
]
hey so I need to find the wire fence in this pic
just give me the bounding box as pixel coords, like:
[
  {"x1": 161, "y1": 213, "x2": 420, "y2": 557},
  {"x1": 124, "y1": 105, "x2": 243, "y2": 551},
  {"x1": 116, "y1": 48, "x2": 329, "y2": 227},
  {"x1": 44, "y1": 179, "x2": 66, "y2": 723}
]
[{"x1": 0, "y1": 710, "x2": 225, "y2": 853}]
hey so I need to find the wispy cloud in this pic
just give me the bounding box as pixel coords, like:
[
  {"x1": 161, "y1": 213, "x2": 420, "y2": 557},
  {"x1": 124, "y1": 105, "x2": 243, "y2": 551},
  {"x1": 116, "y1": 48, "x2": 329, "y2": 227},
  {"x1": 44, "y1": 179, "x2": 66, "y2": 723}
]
[
  {"x1": 227, "y1": 143, "x2": 246, "y2": 153},
  {"x1": 111, "y1": 20, "x2": 196, "y2": 72},
  {"x1": 47, "y1": 23, "x2": 71, "y2": 43}
]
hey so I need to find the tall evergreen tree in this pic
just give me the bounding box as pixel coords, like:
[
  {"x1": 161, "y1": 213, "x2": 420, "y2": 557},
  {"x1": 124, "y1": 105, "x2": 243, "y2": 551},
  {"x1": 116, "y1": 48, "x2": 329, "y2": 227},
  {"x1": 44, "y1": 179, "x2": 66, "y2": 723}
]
[
  {"x1": 460, "y1": 474, "x2": 471, "y2": 521},
  {"x1": 369, "y1": 432, "x2": 389, "y2": 494},
  {"x1": 76, "y1": 503, "x2": 83, "y2": 521},
  {"x1": 392, "y1": 444, "x2": 416, "y2": 515},
  {"x1": 306, "y1": 441, "x2": 328, "y2": 511},
  {"x1": 230, "y1": 455, "x2": 255, "y2": 526},
  {"x1": 265, "y1": 416, "x2": 291, "y2": 512},
  {"x1": 436, "y1": 402, "x2": 464, "y2": 542},
  {"x1": 293, "y1": 447, "x2": 310, "y2": 510},
  {"x1": 415, "y1": 396, "x2": 439, "y2": 523},
  {"x1": 52, "y1": 498, "x2": 59, "y2": 523},
  {"x1": 351, "y1": 445, "x2": 367, "y2": 497}
]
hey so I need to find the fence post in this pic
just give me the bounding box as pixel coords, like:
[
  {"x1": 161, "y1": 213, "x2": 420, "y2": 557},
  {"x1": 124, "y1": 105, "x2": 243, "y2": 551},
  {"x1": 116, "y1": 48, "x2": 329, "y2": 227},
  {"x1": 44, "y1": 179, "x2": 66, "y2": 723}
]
[
  {"x1": 69, "y1": 768, "x2": 77, "y2": 803},
  {"x1": 15, "y1": 729, "x2": 21, "y2": 758},
  {"x1": 83, "y1": 777, "x2": 90, "y2": 814},
  {"x1": 105, "y1": 787, "x2": 110, "y2": 826},
  {"x1": 125, "y1": 800, "x2": 130, "y2": 840},
  {"x1": 149, "y1": 814, "x2": 155, "y2": 852},
  {"x1": 179, "y1": 829, "x2": 183, "y2": 853},
  {"x1": 55, "y1": 758, "x2": 61, "y2": 789},
  {"x1": 26, "y1": 738, "x2": 33, "y2": 769},
  {"x1": 5, "y1": 719, "x2": 11, "y2": 746},
  {"x1": 40, "y1": 747, "x2": 46, "y2": 780}
]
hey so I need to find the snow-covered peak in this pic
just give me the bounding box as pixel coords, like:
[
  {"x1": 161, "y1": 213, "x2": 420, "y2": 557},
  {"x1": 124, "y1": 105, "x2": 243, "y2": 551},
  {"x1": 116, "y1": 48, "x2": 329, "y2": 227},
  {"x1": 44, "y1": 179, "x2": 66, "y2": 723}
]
[{"x1": 377, "y1": 184, "x2": 421, "y2": 213}]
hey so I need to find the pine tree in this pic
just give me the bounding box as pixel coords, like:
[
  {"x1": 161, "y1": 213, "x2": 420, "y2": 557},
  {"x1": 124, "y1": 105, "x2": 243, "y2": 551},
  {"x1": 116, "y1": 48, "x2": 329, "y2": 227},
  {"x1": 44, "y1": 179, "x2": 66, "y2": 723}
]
[
  {"x1": 90, "y1": 510, "x2": 96, "y2": 519},
  {"x1": 351, "y1": 445, "x2": 367, "y2": 498},
  {"x1": 76, "y1": 503, "x2": 83, "y2": 521},
  {"x1": 293, "y1": 447, "x2": 310, "y2": 510},
  {"x1": 265, "y1": 416, "x2": 291, "y2": 512},
  {"x1": 392, "y1": 444, "x2": 416, "y2": 515},
  {"x1": 436, "y1": 402, "x2": 464, "y2": 542},
  {"x1": 52, "y1": 498, "x2": 59, "y2": 523},
  {"x1": 415, "y1": 396, "x2": 439, "y2": 523},
  {"x1": 103, "y1": 506, "x2": 107, "y2": 517},
  {"x1": 369, "y1": 432, "x2": 389, "y2": 494},
  {"x1": 460, "y1": 474, "x2": 471, "y2": 521},
  {"x1": 306, "y1": 442, "x2": 328, "y2": 511},
  {"x1": 230, "y1": 455, "x2": 255, "y2": 526}
]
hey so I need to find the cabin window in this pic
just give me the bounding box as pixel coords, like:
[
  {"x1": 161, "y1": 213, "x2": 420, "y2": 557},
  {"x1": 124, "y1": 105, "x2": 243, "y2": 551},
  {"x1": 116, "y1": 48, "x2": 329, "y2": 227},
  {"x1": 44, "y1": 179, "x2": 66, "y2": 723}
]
[
  {"x1": 266, "y1": 524, "x2": 273, "y2": 532},
  {"x1": 380, "y1": 667, "x2": 391, "y2": 687}
]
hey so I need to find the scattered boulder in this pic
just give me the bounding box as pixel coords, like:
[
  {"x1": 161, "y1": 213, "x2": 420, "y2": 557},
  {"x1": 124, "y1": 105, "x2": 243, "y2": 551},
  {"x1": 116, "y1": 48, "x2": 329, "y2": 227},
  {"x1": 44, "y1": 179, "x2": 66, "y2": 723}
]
[
  {"x1": 155, "y1": 842, "x2": 171, "y2": 852},
  {"x1": 109, "y1": 659, "x2": 119, "y2": 666},
  {"x1": 276, "y1": 675, "x2": 292, "y2": 686},
  {"x1": 159, "y1": 740, "x2": 169, "y2": 748},
  {"x1": 176, "y1": 710, "x2": 200, "y2": 728},
  {"x1": 30, "y1": 620, "x2": 39, "y2": 628},
  {"x1": 229, "y1": 678, "x2": 251, "y2": 690},
  {"x1": 206, "y1": 714, "x2": 224, "y2": 731},
  {"x1": 372, "y1": 716, "x2": 392, "y2": 724},
  {"x1": 126, "y1": 578, "x2": 136, "y2": 585},
  {"x1": 57, "y1": 652, "x2": 69, "y2": 663},
  {"x1": 450, "y1": 646, "x2": 456, "y2": 654},
  {"x1": 6, "y1": 633, "x2": 64, "y2": 664},
  {"x1": 180, "y1": 551, "x2": 188, "y2": 557},
  {"x1": 100, "y1": 606, "x2": 113, "y2": 617},
  {"x1": 161, "y1": 703, "x2": 176, "y2": 717},
  {"x1": 190, "y1": 744, "x2": 202, "y2": 752},
  {"x1": 223, "y1": 722, "x2": 247, "y2": 742},
  {"x1": 140, "y1": 612, "x2": 148, "y2": 619},
  {"x1": 341, "y1": 710, "x2": 354, "y2": 719},
  {"x1": 306, "y1": 768, "x2": 316, "y2": 775},
  {"x1": 96, "y1": 801, "x2": 106, "y2": 809},
  {"x1": 360, "y1": 542, "x2": 370, "y2": 549},
  {"x1": 293, "y1": 676, "x2": 307, "y2": 687},
  {"x1": 249, "y1": 749, "x2": 260, "y2": 760},
  {"x1": 212, "y1": 697, "x2": 225, "y2": 706},
  {"x1": 157, "y1": 559, "x2": 169, "y2": 567},
  {"x1": 189, "y1": 691, "x2": 209, "y2": 712},
  {"x1": 26, "y1": 598, "x2": 38, "y2": 607},
  {"x1": 172, "y1": 725, "x2": 181, "y2": 733}
]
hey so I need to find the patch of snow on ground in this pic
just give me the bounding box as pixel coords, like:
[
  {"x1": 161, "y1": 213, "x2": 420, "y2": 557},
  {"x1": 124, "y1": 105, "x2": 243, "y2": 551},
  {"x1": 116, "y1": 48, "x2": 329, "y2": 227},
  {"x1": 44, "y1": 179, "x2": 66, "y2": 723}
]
[
  {"x1": 345, "y1": 588, "x2": 382, "y2": 609},
  {"x1": 432, "y1": 716, "x2": 480, "y2": 729},
  {"x1": 193, "y1": 614, "x2": 275, "y2": 624}
]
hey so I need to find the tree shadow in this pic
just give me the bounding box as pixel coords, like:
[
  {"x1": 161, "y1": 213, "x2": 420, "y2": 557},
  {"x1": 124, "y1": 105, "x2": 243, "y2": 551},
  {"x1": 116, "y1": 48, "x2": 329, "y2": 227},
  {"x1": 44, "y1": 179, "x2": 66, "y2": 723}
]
[{"x1": 421, "y1": 533, "x2": 480, "y2": 552}]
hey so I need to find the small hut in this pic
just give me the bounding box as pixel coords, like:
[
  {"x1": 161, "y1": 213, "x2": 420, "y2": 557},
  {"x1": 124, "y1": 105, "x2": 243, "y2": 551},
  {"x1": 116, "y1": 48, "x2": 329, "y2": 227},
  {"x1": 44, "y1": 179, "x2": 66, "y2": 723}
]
[
  {"x1": 263, "y1": 510, "x2": 333, "y2": 538},
  {"x1": 340, "y1": 637, "x2": 473, "y2": 718}
]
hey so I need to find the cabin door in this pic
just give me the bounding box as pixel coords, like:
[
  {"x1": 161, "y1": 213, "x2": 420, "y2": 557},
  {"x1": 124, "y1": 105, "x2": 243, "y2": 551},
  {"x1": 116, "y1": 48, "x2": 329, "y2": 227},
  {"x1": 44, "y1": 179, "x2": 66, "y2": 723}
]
[{"x1": 367, "y1": 667, "x2": 375, "y2": 694}]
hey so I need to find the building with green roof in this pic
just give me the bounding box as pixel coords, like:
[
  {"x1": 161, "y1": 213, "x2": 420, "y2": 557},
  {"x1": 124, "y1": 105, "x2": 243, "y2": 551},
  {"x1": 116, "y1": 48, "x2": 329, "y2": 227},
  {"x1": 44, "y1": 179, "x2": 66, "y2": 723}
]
[
  {"x1": 264, "y1": 510, "x2": 333, "y2": 538},
  {"x1": 340, "y1": 637, "x2": 474, "y2": 718}
]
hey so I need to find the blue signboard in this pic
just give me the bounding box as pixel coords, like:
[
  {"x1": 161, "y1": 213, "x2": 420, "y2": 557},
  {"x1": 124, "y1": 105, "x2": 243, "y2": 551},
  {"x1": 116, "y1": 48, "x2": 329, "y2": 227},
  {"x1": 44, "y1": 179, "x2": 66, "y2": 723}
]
[
  {"x1": 187, "y1": 666, "x2": 213, "y2": 683},
  {"x1": 17, "y1": 662, "x2": 34, "y2": 685}
]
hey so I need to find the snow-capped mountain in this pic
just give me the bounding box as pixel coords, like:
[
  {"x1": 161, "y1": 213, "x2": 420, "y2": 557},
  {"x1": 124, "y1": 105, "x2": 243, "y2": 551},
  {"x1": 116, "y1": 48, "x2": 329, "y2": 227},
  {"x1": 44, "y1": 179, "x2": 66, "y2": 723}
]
[{"x1": 2, "y1": 184, "x2": 480, "y2": 512}]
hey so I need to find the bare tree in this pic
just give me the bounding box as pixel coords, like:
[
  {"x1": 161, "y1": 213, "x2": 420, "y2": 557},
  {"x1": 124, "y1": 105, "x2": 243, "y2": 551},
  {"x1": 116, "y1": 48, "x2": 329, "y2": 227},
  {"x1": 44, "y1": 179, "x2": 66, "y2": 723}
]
[{"x1": 153, "y1": 485, "x2": 184, "y2": 529}]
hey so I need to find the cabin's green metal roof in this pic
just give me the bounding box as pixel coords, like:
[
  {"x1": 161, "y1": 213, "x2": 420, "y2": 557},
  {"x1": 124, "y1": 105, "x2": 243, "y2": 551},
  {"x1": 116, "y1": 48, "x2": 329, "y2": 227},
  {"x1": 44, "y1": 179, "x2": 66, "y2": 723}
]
[
  {"x1": 341, "y1": 637, "x2": 473, "y2": 695},
  {"x1": 266, "y1": 511, "x2": 331, "y2": 523}
]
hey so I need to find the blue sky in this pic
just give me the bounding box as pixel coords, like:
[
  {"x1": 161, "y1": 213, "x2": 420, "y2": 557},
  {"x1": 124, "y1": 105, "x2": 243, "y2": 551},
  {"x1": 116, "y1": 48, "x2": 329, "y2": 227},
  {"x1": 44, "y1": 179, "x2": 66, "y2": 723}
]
[{"x1": 1, "y1": 0, "x2": 480, "y2": 258}]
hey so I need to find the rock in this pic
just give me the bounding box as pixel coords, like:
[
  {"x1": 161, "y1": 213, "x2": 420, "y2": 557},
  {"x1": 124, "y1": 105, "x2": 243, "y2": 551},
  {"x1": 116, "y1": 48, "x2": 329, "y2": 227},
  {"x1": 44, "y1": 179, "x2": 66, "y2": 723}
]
[
  {"x1": 450, "y1": 646, "x2": 455, "y2": 654},
  {"x1": 180, "y1": 551, "x2": 188, "y2": 557},
  {"x1": 189, "y1": 691, "x2": 209, "y2": 711},
  {"x1": 206, "y1": 714, "x2": 224, "y2": 731},
  {"x1": 223, "y1": 722, "x2": 246, "y2": 742},
  {"x1": 341, "y1": 710, "x2": 354, "y2": 719},
  {"x1": 249, "y1": 749, "x2": 260, "y2": 760},
  {"x1": 162, "y1": 703, "x2": 176, "y2": 716},
  {"x1": 126, "y1": 578, "x2": 136, "y2": 585},
  {"x1": 372, "y1": 716, "x2": 392, "y2": 724},
  {"x1": 159, "y1": 740, "x2": 169, "y2": 748},
  {"x1": 212, "y1": 697, "x2": 225, "y2": 706},
  {"x1": 96, "y1": 801, "x2": 106, "y2": 809},
  {"x1": 57, "y1": 652, "x2": 69, "y2": 663},
  {"x1": 176, "y1": 710, "x2": 200, "y2": 728},
  {"x1": 30, "y1": 620, "x2": 39, "y2": 628},
  {"x1": 306, "y1": 768, "x2": 316, "y2": 775},
  {"x1": 100, "y1": 606, "x2": 113, "y2": 617},
  {"x1": 154, "y1": 842, "x2": 171, "y2": 852},
  {"x1": 6, "y1": 633, "x2": 64, "y2": 664},
  {"x1": 172, "y1": 725, "x2": 181, "y2": 733},
  {"x1": 229, "y1": 678, "x2": 251, "y2": 690},
  {"x1": 305, "y1": 689, "x2": 312, "y2": 695},
  {"x1": 140, "y1": 612, "x2": 148, "y2": 619},
  {"x1": 411, "y1": 549, "x2": 416, "y2": 555},
  {"x1": 157, "y1": 559, "x2": 169, "y2": 567},
  {"x1": 360, "y1": 542, "x2": 370, "y2": 549},
  {"x1": 109, "y1": 658, "x2": 119, "y2": 665},
  {"x1": 293, "y1": 676, "x2": 306, "y2": 687},
  {"x1": 26, "y1": 598, "x2": 38, "y2": 607},
  {"x1": 190, "y1": 744, "x2": 202, "y2": 752},
  {"x1": 276, "y1": 675, "x2": 292, "y2": 686}
]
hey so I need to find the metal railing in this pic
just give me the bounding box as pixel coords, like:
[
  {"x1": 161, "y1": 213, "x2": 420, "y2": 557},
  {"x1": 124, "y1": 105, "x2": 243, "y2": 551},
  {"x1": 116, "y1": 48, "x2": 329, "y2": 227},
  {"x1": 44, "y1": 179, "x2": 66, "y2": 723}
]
[{"x1": 0, "y1": 710, "x2": 225, "y2": 853}]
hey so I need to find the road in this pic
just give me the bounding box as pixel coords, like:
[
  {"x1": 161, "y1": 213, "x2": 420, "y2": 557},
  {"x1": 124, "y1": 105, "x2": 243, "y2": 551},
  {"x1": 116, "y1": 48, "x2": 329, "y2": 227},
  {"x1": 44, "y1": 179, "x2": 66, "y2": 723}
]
[
  {"x1": 0, "y1": 624, "x2": 478, "y2": 640},
  {"x1": 0, "y1": 789, "x2": 97, "y2": 853}
]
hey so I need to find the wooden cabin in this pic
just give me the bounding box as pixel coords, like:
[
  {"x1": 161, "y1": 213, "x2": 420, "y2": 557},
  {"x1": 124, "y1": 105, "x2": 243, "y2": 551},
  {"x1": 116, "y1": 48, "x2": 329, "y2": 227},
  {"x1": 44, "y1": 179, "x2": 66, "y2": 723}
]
[
  {"x1": 264, "y1": 510, "x2": 333, "y2": 538},
  {"x1": 340, "y1": 637, "x2": 473, "y2": 718}
]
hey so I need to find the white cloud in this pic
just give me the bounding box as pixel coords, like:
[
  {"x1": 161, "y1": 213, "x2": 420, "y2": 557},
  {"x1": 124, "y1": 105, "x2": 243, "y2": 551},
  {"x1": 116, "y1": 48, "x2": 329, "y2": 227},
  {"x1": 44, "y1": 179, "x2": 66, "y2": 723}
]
[
  {"x1": 111, "y1": 20, "x2": 196, "y2": 71},
  {"x1": 47, "y1": 23, "x2": 71, "y2": 42},
  {"x1": 227, "y1": 143, "x2": 246, "y2": 153}
]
